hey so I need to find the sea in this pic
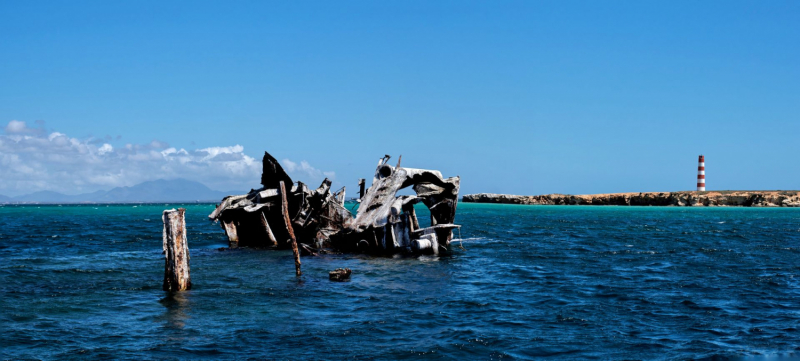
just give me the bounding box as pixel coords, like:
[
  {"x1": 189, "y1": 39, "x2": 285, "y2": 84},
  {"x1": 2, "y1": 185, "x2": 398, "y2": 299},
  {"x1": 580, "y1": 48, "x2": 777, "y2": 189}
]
[{"x1": 1, "y1": 203, "x2": 798, "y2": 360}]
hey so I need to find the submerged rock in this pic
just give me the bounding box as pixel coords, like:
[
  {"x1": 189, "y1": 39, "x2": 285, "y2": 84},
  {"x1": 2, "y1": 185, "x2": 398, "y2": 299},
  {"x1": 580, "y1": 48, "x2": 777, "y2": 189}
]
[{"x1": 329, "y1": 268, "x2": 351, "y2": 282}]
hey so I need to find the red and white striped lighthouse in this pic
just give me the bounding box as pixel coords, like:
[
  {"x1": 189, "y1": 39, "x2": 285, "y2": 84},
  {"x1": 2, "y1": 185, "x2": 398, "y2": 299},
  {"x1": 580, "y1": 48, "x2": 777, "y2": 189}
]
[{"x1": 697, "y1": 155, "x2": 706, "y2": 191}]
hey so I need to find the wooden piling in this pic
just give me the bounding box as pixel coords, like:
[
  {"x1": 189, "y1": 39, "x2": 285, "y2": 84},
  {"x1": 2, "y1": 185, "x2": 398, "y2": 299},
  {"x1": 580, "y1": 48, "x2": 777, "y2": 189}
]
[
  {"x1": 336, "y1": 186, "x2": 346, "y2": 205},
  {"x1": 222, "y1": 220, "x2": 239, "y2": 248},
  {"x1": 279, "y1": 181, "x2": 302, "y2": 276},
  {"x1": 163, "y1": 208, "x2": 191, "y2": 292},
  {"x1": 260, "y1": 211, "x2": 278, "y2": 247},
  {"x1": 405, "y1": 204, "x2": 420, "y2": 231}
]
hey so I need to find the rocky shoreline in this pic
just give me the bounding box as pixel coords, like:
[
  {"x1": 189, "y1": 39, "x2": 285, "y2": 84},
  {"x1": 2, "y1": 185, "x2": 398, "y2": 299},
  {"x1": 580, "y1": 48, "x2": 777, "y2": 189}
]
[{"x1": 462, "y1": 191, "x2": 800, "y2": 207}]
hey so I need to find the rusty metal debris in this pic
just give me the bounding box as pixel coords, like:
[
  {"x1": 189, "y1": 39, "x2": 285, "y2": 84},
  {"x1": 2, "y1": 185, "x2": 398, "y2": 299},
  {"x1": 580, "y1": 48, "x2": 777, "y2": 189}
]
[
  {"x1": 209, "y1": 151, "x2": 460, "y2": 256},
  {"x1": 329, "y1": 268, "x2": 351, "y2": 281}
]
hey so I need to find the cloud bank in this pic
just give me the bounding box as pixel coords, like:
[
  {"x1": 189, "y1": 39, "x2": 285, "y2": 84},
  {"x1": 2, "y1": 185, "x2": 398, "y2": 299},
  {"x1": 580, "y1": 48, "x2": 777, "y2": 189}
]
[
  {"x1": 0, "y1": 120, "x2": 335, "y2": 196},
  {"x1": 282, "y1": 159, "x2": 336, "y2": 181}
]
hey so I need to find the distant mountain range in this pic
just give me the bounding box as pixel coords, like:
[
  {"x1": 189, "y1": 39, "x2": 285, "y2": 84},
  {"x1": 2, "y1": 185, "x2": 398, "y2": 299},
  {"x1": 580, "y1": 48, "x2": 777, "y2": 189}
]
[{"x1": 0, "y1": 179, "x2": 239, "y2": 204}]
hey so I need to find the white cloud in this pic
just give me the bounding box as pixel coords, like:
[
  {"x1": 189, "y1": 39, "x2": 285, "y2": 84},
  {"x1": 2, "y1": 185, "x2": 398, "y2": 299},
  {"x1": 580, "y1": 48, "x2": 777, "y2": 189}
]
[
  {"x1": 281, "y1": 158, "x2": 336, "y2": 182},
  {"x1": 0, "y1": 120, "x2": 263, "y2": 196},
  {"x1": 198, "y1": 145, "x2": 244, "y2": 160},
  {"x1": 5, "y1": 120, "x2": 27, "y2": 133},
  {"x1": 98, "y1": 143, "x2": 113, "y2": 155},
  {"x1": 47, "y1": 132, "x2": 66, "y2": 141},
  {"x1": 5, "y1": 120, "x2": 45, "y2": 136},
  {"x1": 283, "y1": 159, "x2": 298, "y2": 171}
]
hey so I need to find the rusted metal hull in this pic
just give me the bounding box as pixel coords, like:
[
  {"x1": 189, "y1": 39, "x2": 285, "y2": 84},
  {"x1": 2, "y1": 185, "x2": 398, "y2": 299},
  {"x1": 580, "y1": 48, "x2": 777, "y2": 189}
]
[{"x1": 209, "y1": 151, "x2": 460, "y2": 255}]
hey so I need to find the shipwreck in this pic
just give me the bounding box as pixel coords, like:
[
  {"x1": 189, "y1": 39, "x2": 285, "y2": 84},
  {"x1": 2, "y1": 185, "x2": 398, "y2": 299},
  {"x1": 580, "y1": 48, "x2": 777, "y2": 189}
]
[{"x1": 209, "y1": 152, "x2": 461, "y2": 256}]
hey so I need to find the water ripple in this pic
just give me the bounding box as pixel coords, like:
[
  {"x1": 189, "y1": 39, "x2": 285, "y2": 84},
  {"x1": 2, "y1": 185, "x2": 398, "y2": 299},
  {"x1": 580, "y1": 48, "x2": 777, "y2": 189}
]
[{"x1": 1, "y1": 203, "x2": 799, "y2": 359}]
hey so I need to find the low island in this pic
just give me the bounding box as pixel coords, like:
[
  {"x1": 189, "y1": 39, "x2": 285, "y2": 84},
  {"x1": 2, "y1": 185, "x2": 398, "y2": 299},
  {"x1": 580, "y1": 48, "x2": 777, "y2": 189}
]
[{"x1": 462, "y1": 191, "x2": 800, "y2": 207}]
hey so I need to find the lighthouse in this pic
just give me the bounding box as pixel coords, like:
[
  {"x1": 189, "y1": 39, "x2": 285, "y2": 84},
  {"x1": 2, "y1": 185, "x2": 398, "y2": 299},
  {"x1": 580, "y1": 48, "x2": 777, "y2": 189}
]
[{"x1": 697, "y1": 155, "x2": 705, "y2": 191}]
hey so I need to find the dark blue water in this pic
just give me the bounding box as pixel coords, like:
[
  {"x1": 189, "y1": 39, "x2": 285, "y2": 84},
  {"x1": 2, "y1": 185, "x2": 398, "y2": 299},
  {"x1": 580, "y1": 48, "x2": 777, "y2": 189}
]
[{"x1": 1, "y1": 203, "x2": 799, "y2": 359}]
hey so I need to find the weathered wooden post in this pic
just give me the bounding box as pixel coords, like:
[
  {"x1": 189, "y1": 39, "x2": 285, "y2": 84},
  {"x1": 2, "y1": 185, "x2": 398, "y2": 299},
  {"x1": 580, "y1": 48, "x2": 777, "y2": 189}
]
[
  {"x1": 358, "y1": 178, "x2": 366, "y2": 200},
  {"x1": 279, "y1": 181, "x2": 302, "y2": 276},
  {"x1": 404, "y1": 204, "x2": 420, "y2": 232},
  {"x1": 260, "y1": 211, "x2": 278, "y2": 247},
  {"x1": 163, "y1": 208, "x2": 191, "y2": 292},
  {"x1": 336, "y1": 186, "x2": 346, "y2": 205},
  {"x1": 222, "y1": 220, "x2": 239, "y2": 248}
]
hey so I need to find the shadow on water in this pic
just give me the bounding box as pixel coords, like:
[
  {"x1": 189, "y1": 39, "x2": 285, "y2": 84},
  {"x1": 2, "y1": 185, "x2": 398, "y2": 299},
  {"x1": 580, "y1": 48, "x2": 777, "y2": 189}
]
[{"x1": 158, "y1": 292, "x2": 192, "y2": 330}]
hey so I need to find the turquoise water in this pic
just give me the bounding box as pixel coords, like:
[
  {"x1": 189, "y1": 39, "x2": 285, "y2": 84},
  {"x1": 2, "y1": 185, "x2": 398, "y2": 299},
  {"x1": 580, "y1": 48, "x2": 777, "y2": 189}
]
[{"x1": 1, "y1": 203, "x2": 799, "y2": 359}]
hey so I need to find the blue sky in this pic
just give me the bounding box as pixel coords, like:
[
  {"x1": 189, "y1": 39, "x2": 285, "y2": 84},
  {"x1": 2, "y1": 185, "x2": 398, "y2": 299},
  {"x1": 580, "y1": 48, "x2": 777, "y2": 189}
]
[{"x1": 1, "y1": 1, "x2": 798, "y2": 196}]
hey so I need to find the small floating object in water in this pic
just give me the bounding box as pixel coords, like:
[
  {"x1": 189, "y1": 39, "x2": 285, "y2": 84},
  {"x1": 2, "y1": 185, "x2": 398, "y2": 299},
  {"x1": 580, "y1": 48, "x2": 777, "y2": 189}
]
[{"x1": 329, "y1": 268, "x2": 351, "y2": 282}]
